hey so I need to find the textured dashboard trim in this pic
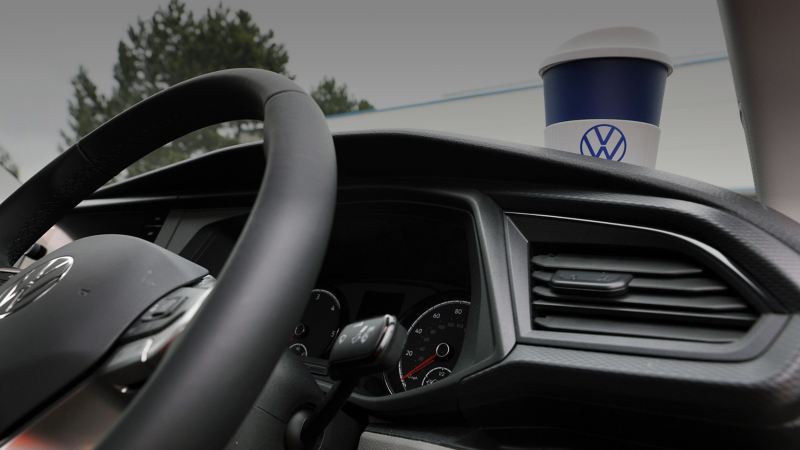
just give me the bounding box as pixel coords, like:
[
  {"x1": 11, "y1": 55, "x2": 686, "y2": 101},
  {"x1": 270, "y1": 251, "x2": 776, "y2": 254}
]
[
  {"x1": 461, "y1": 313, "x2": 800, "y2": 427},
  {"x1": 492, "y1": 189, "x2": 800, "y2": 311}
]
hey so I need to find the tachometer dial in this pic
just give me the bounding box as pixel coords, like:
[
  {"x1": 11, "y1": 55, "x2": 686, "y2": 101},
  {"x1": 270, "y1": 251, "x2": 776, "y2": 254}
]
[
  {"x1": 395, "y1": 300, "x2": 469, "y2": 391},
  {"x1": 289, "y1": 289, "x2": 342, "y2": 358}
]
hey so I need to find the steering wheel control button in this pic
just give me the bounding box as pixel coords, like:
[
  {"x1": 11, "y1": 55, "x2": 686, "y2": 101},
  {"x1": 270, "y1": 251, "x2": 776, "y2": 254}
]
[
  {"x1": 328, "y1": 315, "x2": 406, "y2": 380},
  {"x1": 104, "y1": 281, "x2": 214, "y2": 387},
  {"x1": 120, "y1": 291, "x2": 193, "y2": 342},
  {"x1": 140, "y1": 295, "x2": 186, "y2": 321}
]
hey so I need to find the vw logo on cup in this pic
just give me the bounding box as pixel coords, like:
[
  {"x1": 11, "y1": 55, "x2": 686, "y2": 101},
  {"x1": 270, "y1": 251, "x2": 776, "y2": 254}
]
[
  {"x1": 540, "y1": 27, "x2": 672, "y2": 168},
  {"x1": 580, "y1": 124, "x2": 627, "y2": 161}
]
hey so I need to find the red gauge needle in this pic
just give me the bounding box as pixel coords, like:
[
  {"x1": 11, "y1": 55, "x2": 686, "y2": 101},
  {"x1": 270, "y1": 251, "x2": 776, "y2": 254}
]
[{"x1": 401, "y1": 353, "x2": 437, "y2": 381}]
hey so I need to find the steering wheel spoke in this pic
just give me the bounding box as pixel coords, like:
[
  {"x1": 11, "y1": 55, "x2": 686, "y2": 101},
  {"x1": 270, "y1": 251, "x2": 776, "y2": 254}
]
[{"x1": 1, "y1": 276, "x2": 215, "y2": 450}]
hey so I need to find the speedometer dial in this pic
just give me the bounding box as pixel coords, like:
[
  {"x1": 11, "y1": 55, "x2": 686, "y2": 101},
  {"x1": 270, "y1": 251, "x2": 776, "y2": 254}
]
[{"x1": 395, "y1": 300, "x2": 469, "y2": 391}]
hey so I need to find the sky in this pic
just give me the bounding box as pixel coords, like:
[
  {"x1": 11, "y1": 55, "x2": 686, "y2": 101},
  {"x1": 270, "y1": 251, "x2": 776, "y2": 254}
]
[{"x1": 0, "y1": 0, "x2": 728, "y2": 179}]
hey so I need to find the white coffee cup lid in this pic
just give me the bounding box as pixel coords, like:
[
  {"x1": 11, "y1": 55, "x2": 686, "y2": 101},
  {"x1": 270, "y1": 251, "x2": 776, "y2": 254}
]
[{"x1": 540, "y1": 27, "x2": 673, "y2": 76}]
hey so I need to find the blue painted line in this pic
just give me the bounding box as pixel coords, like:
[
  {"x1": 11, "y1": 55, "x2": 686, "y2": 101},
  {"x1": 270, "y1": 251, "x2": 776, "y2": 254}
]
[
  {"x1": 326, "y1": 55, "x2": 730, "y2": 120},
  {"x1": 673, "y1": 55, "x2": 729, "y2": 68},
  {"x1": 326, "y1": 83, "x2": 544, "y2": 118}
]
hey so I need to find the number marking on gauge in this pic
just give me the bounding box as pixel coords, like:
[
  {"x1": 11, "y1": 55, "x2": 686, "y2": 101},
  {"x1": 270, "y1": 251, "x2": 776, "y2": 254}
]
[
  {"x1": 400, "y1": 353, "x2": 437, "y2": 381},
  {"x1": 422, "y1": 367, "x2": 452, "y2": 386},
  {"x1": 288, "y1": 289, "x2": 342, "y2": 358},
  {"x1": 392, "y1": 299, "x2": 470, "y2": 392}
]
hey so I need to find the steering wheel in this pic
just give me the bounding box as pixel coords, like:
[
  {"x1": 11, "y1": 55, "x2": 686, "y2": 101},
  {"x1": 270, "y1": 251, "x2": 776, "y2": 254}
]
[{"x1": 0, "y1": 69, "x2": 337, "y2": 449}]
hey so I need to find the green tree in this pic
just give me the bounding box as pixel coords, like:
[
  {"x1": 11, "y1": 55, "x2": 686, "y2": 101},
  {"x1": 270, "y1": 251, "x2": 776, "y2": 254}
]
[
  {"x1": 0, "y1": 147, "x2": 19, "y2": 179},
  {"x1": 62, "y1": 0, "x2": 372, "y2": 179},
  {"x1": 311, "y1": 77, "x2": 374, "y2": 116},
  {"x1": 60, "y1": 66, "x2": 109, "y2": 150}
]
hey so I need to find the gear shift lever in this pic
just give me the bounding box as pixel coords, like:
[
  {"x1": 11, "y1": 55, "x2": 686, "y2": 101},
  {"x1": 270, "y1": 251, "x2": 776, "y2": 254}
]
[{"x1": 286, "y1": 315, "x2": 405, "y2": 449}]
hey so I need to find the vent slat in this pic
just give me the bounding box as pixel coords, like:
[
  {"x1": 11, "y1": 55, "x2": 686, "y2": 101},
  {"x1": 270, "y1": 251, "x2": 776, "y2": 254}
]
[
  {"x1": 533, "y1": 316, "x2": 743, "y2": 343},
  {"x1": 532, "y1": 286, "x2": 748, "y2": 312},
  {"x1": 628, "y1": 276, "x2": 727, "y2": 294},
  {"x1": 533, "y1": 300, "x2": 756, "y2": 327},
  {"x1": 534, "y1": 270, "x2": 728, "y2": 295},
  {"x1": 532, "y1": 254, "x2": 702, "y2": 276},
  {"x1": 530, "y1": 251, "x2": 758, "y2": 344}
]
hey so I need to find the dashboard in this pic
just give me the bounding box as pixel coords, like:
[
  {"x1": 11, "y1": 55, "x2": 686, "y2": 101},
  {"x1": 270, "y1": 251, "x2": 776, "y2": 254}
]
[
  {"x1": 60, "y1": 195, "x2": 483, "y2": 398},
  {"x1": 47, "y1": 130, "x2": 800, "y2": 449}
]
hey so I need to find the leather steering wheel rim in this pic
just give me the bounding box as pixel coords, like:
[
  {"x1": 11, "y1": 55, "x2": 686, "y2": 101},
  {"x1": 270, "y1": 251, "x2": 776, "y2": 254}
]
[{"x1": 0, "y1": 69, "x2": 336, "y2": 449}]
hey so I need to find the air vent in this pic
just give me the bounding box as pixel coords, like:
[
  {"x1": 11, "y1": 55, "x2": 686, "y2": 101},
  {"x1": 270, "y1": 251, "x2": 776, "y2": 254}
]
[{"x1": 530, "y1": 252, "x2": 758, "y2": 343}]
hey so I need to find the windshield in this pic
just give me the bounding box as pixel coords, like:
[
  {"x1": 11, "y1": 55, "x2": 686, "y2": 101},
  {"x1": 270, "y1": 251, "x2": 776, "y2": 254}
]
[{"x1": 0, "y1": 1, "x2": 751, "y2": 192}]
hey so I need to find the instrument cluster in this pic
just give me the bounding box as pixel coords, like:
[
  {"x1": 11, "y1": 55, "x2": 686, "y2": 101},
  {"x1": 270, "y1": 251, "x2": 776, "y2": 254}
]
[{"x1": 289, "y1": 286, "x2": 470, "y2": 394}]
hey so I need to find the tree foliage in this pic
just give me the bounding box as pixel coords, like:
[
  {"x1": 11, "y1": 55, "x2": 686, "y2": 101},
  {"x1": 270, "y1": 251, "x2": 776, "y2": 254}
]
[
  {"x1": 0, "y1": 147, "x2": 19, "y2": 179},
  {"x1": 61, "y1": 0, "x2": 372, "y2": 179},
  {"x1": 311, "y1": 77, "x2": 374, "y2": 116}
]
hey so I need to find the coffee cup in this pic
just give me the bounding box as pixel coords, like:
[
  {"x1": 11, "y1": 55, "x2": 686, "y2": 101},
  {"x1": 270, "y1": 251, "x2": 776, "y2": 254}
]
[{"x1": 540, "y1": 27, "x2": 672, "y2": 168}]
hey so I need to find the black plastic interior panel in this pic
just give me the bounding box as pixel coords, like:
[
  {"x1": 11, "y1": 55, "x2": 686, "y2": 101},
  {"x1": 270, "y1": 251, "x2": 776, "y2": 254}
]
[
  {"x1": 320, "y1": 202, "x2": 471, "y2": 292},
  {"x1": 507, "y1": 213, "x2": 787, "y2": 361},
  {"x1": 178, "y1": 214, "x2": 248, "y2": 277},
  {"x1": 59, "y1": 205, "x2": 168, "y2": 244},
  {"x1": 459, "y1": 317, "x2": 800, "y2": 448}
]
